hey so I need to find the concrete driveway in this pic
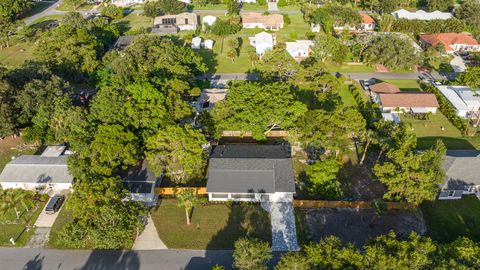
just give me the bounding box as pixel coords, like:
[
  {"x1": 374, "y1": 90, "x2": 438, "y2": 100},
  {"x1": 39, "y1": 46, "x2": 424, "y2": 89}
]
[{"x1": 450, "y1": 55, "x2": 467, "y2": 72}]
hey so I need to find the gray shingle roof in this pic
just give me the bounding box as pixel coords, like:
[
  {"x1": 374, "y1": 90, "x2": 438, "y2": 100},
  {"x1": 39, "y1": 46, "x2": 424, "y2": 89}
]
[
  {"x1": 442, "y1": 150, "x2": 480, "y2": 190},
  {"x1": 0, "y1": 155, "x2": 73, "y2": 184},
  {"x1": 206, "y1": 145, "x2": 295, "y2": 194}
]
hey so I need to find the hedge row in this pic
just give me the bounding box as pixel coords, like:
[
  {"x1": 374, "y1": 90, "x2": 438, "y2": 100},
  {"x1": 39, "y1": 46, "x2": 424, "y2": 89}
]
[
  {"x1": 422, "y1": 83, "x2": 467, "y2": 134},
  {"x1": 348, "y1": 83, "x2": 376, "y2": 127}
]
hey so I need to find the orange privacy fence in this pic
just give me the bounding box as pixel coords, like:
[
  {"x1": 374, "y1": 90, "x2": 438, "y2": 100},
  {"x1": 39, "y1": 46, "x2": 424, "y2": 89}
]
[
  {"x1": 155, "y1": 187, "x2": 207, "y2": 195},
  {"x1": 293, "y1": 200, "x2": 416, "y2": 210}
]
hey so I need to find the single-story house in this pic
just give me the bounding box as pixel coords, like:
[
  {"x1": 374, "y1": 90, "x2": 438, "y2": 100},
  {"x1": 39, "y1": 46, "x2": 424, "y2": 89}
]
[
  {"x1": 419, "y1": 33, "x2": 480, "y2": 54},
  {"x1": 391, "y1": 9, "x2": 453, "y2": 20},
  {"x1": 112, "y1": 0, "x2": 145, "y2": 7},
  {"x1": 439, "y1": 150, "x2": 480, "y2": 200},
  {"x1": 0, "y1": 146, "x2": 73, "y2": 192},
  {"x1": 153, "y1": 13, "x2": 198, "y2": 32},
  {"x1": 313, "y1": 13, "x2": 375, "y2": 32},
  {"x1": 198, "y1": 88, "x2": 227, "y2": 111},
  {"x1": 369, "y1": 82, "x2": 401, "y2": 103},
  {"x1": 435, "y1": 85, "x2": 480, "y2": 118},
  {"x1": 192, "y1": 37, "x2": 202, "y2": 49},
  {"x1": 378, "y1": 92, "x2": 439, "y2": 114},
  {"x1": 360, "y1": 14, "x2": 376, "y2": 31},
  {"x1": 249, "y1": 31, "x2": 275, "y2": 55},
  {"x1": 121, "y1": 160, "x2": 162, "y2": 206},
  {"x1": 381, "y1": 112, "x2": 401, "y2": 123},
  {"x1": 204, "y1": 39, "x2": 214, "y2": 50},
  {"x1": 202, "y1": 15, "x2": 217, "y2": 28},
  {"x1": 241, "y1": 12, "x2": 284, "y2": 31},
  {"x1": 113, "y1": 36, "x2": 134, "y2": 50},
  {"x1": 285, "y1": 40, "x2": 314, "y2": 59},
  {"x1": 206, "y1": 144, "x2": 295, "y2": 202}
]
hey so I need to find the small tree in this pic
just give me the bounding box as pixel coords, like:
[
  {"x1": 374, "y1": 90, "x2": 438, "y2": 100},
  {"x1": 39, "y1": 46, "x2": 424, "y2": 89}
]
[
  {"x1": 177, "y1": 189, "x2": 198, "y2": 225},
  {"x1": 227, "y1": 0, "x2": 240, "y2": 15},
  {"x1": 0, "y1": 189, "x2": 31, "y2": 220},
  {"x1": 275, "y1": 252, "x2": 310, "y2": 270},
  {"x1": 233, "y1": 237, "x2": 272, "y2": 270},
  {"x1": 306, "y1": 157, "x2": 343, "y2": 199}
]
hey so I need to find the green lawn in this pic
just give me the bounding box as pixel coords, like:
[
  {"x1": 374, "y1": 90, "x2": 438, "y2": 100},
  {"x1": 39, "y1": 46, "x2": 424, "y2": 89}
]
[
  {"x1": 48, "y1": 208, "x2": 76, "y2": 249},
  {"x1": 116, "y1": 13, "x2": 153, "y2": 33},
  {"x1": 421, "y1": 196, "x2": 480, "y2": 243},
  {"x1": 401, "y1": 113, "x2": 480, "y2": 149},
  {"x1": 382, "y1": 79, "x2": 421, "y2": 92},
  {"x1": 196, "y1": 37, "x2": 253, "y2": 73},
  {"x1": 191, "y1": 4, "x2": 228, "y2": 10},
  {"x1": 276, "y1": 14, "x2": 311, "y2": 42},
  {"x1": 0, "y1": 43, "x2": 35, "y2": 68},
  {"x1": 151, "y1": 199, "x2": 271, "y2": 249},
  {"x1": 324, "y1": 61, "x2": 375, "y2": 73},
  {"x1": 57, "y1": 2, "x2": 93, "y2": 11},
  {"x1": 0, "y1": 200, "x2": 46, "y2": 246}
]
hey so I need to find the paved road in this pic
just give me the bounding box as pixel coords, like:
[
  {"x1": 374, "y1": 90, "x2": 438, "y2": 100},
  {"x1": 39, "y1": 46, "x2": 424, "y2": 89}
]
[
  {"x1": 198, "y1": 71, "x2": 452, "y2": 82},
  {"x1": 192, "y1": 9, "x2": 302, "y2": 14},
  {"x1": 23, "y1": 0, "x2": 65, "y2": 25},
  {"x1": 0, "y1": 248, "x2": 234, "y2": 270}
]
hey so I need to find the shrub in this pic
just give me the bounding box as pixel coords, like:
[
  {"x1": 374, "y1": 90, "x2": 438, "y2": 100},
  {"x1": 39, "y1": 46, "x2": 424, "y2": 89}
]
[
  {"x1": 282, "y1": 13, "x2": 291, "y2": 25},
  {"x1": 100, "y1": 4, "x2": 124, "y2": 20},
  {"x1": 277, "y1": 0, "x2": 287, "y2": 7}
]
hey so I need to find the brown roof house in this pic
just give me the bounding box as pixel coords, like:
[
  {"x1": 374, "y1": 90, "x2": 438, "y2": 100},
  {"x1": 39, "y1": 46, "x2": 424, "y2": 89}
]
[
  {"x1": 241, "y1": 12, "x2": 284, "y2": 31},
  {"x1": 152, "y1": 13, "x2": 198, "y2": 34},
  {"x1": 419, "y1": 33, "x2": 480, "y2": 54}
]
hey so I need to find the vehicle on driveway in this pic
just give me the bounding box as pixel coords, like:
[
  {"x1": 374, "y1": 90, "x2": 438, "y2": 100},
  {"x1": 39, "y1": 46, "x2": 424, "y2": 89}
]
[{"x1": 45, "y1": 195, "x2": 65, "y2": 215}]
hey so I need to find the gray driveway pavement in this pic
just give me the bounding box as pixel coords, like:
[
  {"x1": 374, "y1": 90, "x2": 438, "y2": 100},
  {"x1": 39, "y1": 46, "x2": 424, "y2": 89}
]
[
  {"x1": 23, "y1": 0, "x2": 65, "y2": 25},
  {"x1": 0, "y1": 248, "x2": 234, "y2": 270}
]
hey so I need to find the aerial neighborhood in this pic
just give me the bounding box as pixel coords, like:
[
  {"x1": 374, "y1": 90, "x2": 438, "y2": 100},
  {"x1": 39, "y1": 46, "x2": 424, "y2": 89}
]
[{"x1": 1, "y1": 0, "x2": 480, "y2": 269}]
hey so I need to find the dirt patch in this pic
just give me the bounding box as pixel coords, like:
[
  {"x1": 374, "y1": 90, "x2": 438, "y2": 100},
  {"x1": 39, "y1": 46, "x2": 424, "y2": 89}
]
[
  {"x1": 340, "y1": 158, "x2": 386, "y2": 201},
  {"x1": 0, "y1": 137, "x2": 26, "y2": 154},
  {"x1": 298, "y1": 208, "x2": 426, "y2": 247}
]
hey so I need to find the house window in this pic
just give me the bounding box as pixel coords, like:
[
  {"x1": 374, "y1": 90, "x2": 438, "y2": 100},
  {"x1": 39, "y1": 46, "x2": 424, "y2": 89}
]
[
  {"x1": 231, "y1": 194, "x2": 255, "y2": 199},
  {"x1": 162, "y1": 18, "x2": 176, "y2": 25},
  {"x1": 185, "y1": 18, "x2": 188, "y2": 24},
  {"x1": 448, "y1": 190, "x2": 455, "y2": 197},
  {"x1": 211, "y1": 193, "x2": 228, "y2": 199}
]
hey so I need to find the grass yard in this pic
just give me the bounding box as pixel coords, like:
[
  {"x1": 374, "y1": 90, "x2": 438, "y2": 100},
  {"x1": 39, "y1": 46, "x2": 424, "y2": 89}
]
[
  {"x1": 57, "y1": 2, "x2": 93, "y2": 11},
  {"x1": 0, "y1": 200, "x2": 46, "y2": 246},
  {"x1": 324, "y1": 61, "x2": 375, "y2": 73},
  {"x1": 191, "y1": 4, "x2": 228, "y2": 10},
  {"x1": 48, "y1": 208, "x2": 76, "y2": 249},
  {"x1": 421, "y1": 196, "x2": 480, "y2": 243},
  {"x1": 382, "y1": 79, "x2": 421, "y2": 92},
  {"x1": 196, "y1": 37, "x2": 253, "y2": 73},
  {"x1": 151, "y1": 199, "x2": 271, "y2": 249},
  {"x1": 0, "y1": 43, "x2": 35, "y2": 68},
  {"x1": 116, "y1": 13, "x2": 153, "y2": 33},
  {"x1": 276, "y1": 14, "x2": 311, "y2": 42},
  {"x1": 401, "y1": 112, "x2": 480, "y2": 149},
  {"x1": 0, "y1": 137, "x2": 38, "y2": 171}
]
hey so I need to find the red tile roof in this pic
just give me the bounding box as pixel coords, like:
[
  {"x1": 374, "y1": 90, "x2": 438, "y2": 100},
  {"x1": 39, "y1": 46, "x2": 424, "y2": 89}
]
[
  {"x1": 361, "y1": 14, "x2": 375, "y2": 24},
  {"x1": 420, "y1": 33, "x2": 479, "y2": 52},
  {"x1": 379, "y1": 93, "x2": 439, "y2": 108},
  {"x1": 370, "y1": 82, "x2": 400, "y2": 94}
]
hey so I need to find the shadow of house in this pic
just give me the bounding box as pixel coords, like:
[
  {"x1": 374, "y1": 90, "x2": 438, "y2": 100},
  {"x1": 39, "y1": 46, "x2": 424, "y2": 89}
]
[{"x1": 78, "y1": 250, "x2": 141, "y2": 270}]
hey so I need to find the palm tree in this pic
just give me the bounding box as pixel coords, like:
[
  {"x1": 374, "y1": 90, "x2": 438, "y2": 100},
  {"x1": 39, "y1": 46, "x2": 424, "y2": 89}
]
[
  {"x1": 176, "y1": 188, "x2": 198, "y2": 225},
  {"x1": 0, "y1": 189, "x2": 28, "y2": 220}
]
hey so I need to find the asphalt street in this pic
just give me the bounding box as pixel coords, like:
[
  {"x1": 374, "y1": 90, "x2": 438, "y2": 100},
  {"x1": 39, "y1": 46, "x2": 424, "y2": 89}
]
[{"x1": 0, "y1": 248, "x2": 234, "y2": 270}]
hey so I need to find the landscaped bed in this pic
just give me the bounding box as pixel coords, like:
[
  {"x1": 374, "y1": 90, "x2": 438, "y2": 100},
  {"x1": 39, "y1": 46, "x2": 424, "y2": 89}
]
[
  {"x1": 421, "y1": 196, "x2": 480, "y2": 243},
  {"x1": 151, "y1": 199, "x2": 271, "y2": 249}
]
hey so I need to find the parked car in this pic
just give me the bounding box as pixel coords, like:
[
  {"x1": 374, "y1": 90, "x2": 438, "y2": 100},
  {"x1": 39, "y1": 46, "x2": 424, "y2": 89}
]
[{"x1": 45, "y1": 195, "x2": 65, "y2": 215}]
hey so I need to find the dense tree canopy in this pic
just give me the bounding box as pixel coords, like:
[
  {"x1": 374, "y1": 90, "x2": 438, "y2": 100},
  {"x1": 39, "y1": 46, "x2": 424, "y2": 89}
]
[
  {"x1": 143, "y1": 0, "x2": 185, "y2": 17},
  {"x1": 361, "y1": 34, "x2": 418, "y2": 70},
  {"x1": 456, "y1": 0, "x2": 480, "y2": 34},
  {"x1": 0, "y1": 0, "x2": 31, "y2": 20},
  {"x1": 211, "y1": 81, "x2": 307, "y2": 140}
]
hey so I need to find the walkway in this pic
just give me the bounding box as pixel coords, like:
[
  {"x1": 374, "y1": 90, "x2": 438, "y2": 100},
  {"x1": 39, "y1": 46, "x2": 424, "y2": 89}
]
[
  {"x1": 132, "y1": 216, "x2": 168, "y2": 250},
  {"x1": 261, "y1": 200, "x2": 299, "y2": 252}
]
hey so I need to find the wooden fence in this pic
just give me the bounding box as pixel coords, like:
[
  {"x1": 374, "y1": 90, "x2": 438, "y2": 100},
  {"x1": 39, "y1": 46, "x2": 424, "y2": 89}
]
[
  {"x1": 293, "y1": 200, "x2": 415, "y2": 210},
  {"x1": 155, "y1": 187, "x2": 207, "y2": 195}
]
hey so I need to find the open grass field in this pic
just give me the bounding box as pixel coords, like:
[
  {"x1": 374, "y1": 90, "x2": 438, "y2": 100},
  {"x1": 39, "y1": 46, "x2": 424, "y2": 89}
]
[
  {"x1": 382, "y1": 79, "x2": 421, "y2": 92},
  {"x1": 421, "y1": 196, "x2": 480, "y2": 243},
  {"x1": 0, "y1": 43, "x2": 35, "y2": 68},
  {"x1": 151, "y1": 199, "x2": 271, "y2": 249},
  {"x1": 0, "y1": 200, "x2": 46, "y2": 246},
  {"x1": 116, "y1": 13, "x2": 153, "y2": 32},
  {"x1": 401, "y1": 112, "x2": 480, "y2": 149},
  {"x1": 324, "y1": 61, "x2": 375, "y2": 73}
]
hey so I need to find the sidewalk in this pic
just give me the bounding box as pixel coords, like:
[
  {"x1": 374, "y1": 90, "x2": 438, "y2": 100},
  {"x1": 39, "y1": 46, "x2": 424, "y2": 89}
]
[{"x1": 132, "y1": 216, "x2": 168, "y2": 250}]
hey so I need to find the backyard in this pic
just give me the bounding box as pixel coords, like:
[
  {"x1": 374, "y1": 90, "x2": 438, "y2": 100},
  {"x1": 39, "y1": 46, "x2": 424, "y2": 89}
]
[
  {"x1": 151, "y1": 199, "x2": 271, "y2": 249},
  {"x1": 382, "y1": 79, "x2": 421, "y2": 92},
  {"x1": 401, "y1": 112, "x2": 480, "y2": 149},
  {"x1": 421, "y1": 196, "x2": 480, "y2": 243}
]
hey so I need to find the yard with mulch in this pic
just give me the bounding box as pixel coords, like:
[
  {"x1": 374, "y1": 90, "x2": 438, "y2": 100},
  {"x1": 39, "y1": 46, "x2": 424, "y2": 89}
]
[
  {"x1": 151, "y1": 199, "x2": 271, "y2": 249},
  {"x1": 295, "y1": 207, "x2": 426, "y2": 247}
]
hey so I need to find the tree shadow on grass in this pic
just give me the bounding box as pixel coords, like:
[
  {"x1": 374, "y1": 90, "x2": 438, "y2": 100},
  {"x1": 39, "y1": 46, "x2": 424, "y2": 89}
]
[{"x1": 205, "y1": 203, "x2": 272, "y2": 250}]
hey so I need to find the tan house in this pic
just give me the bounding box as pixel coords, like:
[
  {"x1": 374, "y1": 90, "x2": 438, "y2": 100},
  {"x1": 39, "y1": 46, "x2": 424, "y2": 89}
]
[
  {"x1": 378, "y1": 93, "x2": 439, "y2": 114},
  {"x1": 153, "y1": 13, "x2": 198, "y2": 33},
  {"x1": 241, "y1": 12, "x2": 284, "y2": 31}
]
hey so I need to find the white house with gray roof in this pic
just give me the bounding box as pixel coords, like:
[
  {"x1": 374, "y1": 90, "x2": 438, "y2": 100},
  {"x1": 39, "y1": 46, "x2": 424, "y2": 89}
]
[
  {"x1": 0, "y1": 146, "x2": 73, "y2": 192},
  {"x1": 439, "y1": 150, "x2": 480, "y2": 200},
  {"x1": 206, "y1": 144, "x2": 295, "y2": 202}
]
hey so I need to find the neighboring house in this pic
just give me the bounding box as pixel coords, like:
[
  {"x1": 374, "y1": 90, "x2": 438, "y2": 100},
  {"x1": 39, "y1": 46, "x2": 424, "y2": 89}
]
[
  {"x1": 113, "y1": 36, "x2": 134, "y2": 50},
  {"x1": 206, "y1": 144, "x2": 296, "y2": 202},
  {"x1": 204, "y1": 39, "x2": 214, "y2": 50},
  {"x1": 419, "y1": 33, "x2": 480, "y2": 54},
  {"x1": 198, "y1": 88, "x2": 227, "y2": 111},
  {"x1": 112, "y1": 0, "x2": 145, "y2": 7},
  {"x1": 249, "y1": 31, "x2": 276, "y2": 55},
  {"x1": 0, "y1": 146, "x2": 73, "y2": 192},
  {"x1": 391, "y1": 9, "x2": 453, "y2": 20},
  {"x1": 241, "y1": 0, "x2": 257, "y2": 3},
  {"x1": 313, "y1": 13, "x2": 375, "y2": 32},
  {"x1": 369, "y1": 82, "x2": 401, "y2": 103},
  {"x1": 241, "y1": 12, "x2": 284, "y2": 31},
  {"x1": 202, "y1": 15, "x2": 217, "y2": 29},
  {"x1": 121, "y1": 160, "x2": 162, "y2": 206},
  {"x1": 439, "y1": 150, "x2": 480, "y2": 200},
  {"x1": 378, "y1": 92, "x2": 439, "y2": 114},
  {"x1": 285, "y1": 40, "x2": 314, "y2": 59},
  {"x1": 192, "y1": 37, "x2": 202, "y2": 49},
  {"x1": 153, "y1": 13, "x2": 198, "y2": 33},
  {"x1": 360, "y1": 14, "x2": 375, "y2": 31},
  {"x1": 435, "y1": 85, "x2": 480, "y2": 118}
]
